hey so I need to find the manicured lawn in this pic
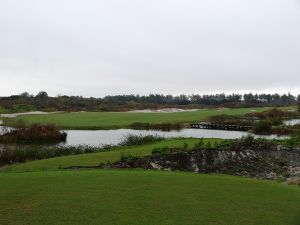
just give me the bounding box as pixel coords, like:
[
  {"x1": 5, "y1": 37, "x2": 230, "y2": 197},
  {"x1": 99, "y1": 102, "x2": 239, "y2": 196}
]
[
  {"x1": 2, "y1": 138, "x2": 221, "y2": 172},
  {"x1": 0, "y1": 137, "x2": 299, "y2": 225},
  {"x1": 0, "y1": 170, "x2": 299, "y2": 225},
  {"x1": 4, "y1": 107, "x2": 273, "y2": 129}
]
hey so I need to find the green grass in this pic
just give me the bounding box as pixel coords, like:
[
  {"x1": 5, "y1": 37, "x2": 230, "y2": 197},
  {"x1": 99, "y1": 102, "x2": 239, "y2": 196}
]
[
  {"x1": 2, "y1": 138, "x2": 220, "y2": 172},
  {"x1": 1, "y1": 137, "x2": 299, "y2": 225},
  {"x1": 0, "y1": 106, "x2": 5, "y2": 114},
  {"x1": 0, "y1": 170, "x2": 299, "y2": 225},
  {"x1": 5, "y1": 107, "x2": 274, "y2": 129}
]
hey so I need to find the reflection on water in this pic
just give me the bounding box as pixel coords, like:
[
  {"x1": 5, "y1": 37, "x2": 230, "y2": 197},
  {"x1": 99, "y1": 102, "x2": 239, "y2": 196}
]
[
  {"x1": 60, "y1": 129, "x2": 286, "y2": 146},
  {"x1": 0, "y1": 126, "x2": 288, "y2": 147},
  {"x1": 283, "y1": 119, "x2": 300, "y2": 126}
]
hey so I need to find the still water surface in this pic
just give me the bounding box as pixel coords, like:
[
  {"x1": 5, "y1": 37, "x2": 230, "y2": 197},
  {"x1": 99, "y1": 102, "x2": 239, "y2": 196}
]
[
  {"x1": 61, "y1": 129, "x2": 285, "y2": 146},
  {"x1": 283, "y1": 119, "x2": 300, "y2": 126},
  {"x1": 0, "y1": 122, "x2": 289, "y2": 146}
]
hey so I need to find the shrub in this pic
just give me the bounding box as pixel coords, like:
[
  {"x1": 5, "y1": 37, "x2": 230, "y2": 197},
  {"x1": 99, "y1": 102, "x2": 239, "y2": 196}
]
[
  {"x1": 253, "y1": 120, "x2": 272, "y2": 134},
  {"x1": 0, "y1": 123, "x2": 67, "y2": 144},
  {"x1": 129, "y1": 122, "x2": 183, "y2": 131},
  {"x1": 0, "y1": 122, "x2": 67, "y2": 144},
  {"x1": 0, "y1": 144, "x2": 112, "y2": 166},
  {"x1": 120, "y1": 134, "x2": 164, "y2": 146}
]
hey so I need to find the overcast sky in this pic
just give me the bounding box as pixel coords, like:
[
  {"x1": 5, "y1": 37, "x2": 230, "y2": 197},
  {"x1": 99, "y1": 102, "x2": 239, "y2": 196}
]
[{"x1": 0, "y1": 0, "x2": 300, "y2": 97}]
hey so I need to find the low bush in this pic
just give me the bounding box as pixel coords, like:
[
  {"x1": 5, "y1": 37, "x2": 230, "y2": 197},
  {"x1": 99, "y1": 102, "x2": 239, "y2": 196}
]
[
  {"x1": 0, "y1": 123, "x2": 67, "y2": 144},
  {"x1": 120, "y1": 134, "x2": 164, "y2": 146},
  {"x1": 253, "y1": 120, "x2": 272, "y2": 134},
  {"x1": 0, "y1": 144, "x2": 112, "y2": 166},
  {"x1": 130, "y1": 122, "x2": 183, "y2": 131}
]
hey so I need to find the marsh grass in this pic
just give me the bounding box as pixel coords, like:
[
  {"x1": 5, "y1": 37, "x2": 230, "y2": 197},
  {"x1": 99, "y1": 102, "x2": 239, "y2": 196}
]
[
  {"x1": 120, "y1": 134, "x2": 164, "y2": 146},
  {"x1": 129, "y1": 122, "x2": 184, "y2": 131},
  {"x1": 0, "y1": 123, "x2": 67, "y2": 144},
  {"x1": 0, "y1": 144, "x2": 111, "y2": 166},
  {"x1": 0, "y1": 135, "x2": 163, "y2": 166}
]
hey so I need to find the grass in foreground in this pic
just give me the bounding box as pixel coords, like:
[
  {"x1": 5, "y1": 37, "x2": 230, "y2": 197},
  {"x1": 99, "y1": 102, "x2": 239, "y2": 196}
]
[
  {"x1": 4, "y1": 107, "x2": 274, "y2": 129},
  {"x1": 2, "y1": 138, "x2": 220, "y2": 172},
  {"x1": 0, "y1": 170, "x2": 299, "y2": 225}
]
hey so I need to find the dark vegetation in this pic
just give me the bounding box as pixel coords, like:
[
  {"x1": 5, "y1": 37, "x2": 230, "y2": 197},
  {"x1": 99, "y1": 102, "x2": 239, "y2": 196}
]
[
  {"x1": 248, "y1": 108, "x2": 300, "y2": 135},
  {"x1": 248, "y1": 108, "x2": 299, "y2": 124},
  {"x1": 129, "y1": 122, "x2": 183, "y2": 131},
  {"x1": 252, "y1": 120, "x2": 273, "y2": 134},
  {"x1": 0, "y1": 123, "x2": 67, "y2": 144},
  {"x1": 0, "y1": 135, "x2": 164, "y2": 166},
  {"x1": 119, "y1": 134, "x2": 165, "y2": 146},
  {"x1": 0, "y1": 91, "x2": 299, "y2": 112},
  {"x1": 0, "y1": 145, "x2": 110, "y2": 166},
  {"x1": 209, "y1": 114, "x2": 253, "y2": 126},
  {"x1": 206, "y1": 108, "x2": 300, "y2": 135}
]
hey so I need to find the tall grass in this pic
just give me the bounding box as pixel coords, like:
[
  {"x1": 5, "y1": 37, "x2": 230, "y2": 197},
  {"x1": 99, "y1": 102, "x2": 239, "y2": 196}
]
[
  {"x1": 129, "y1": 122, "x2": 184, "y2": 131},
  {"x1": 120, "y1": 134, "x2": 164, "y2": 146},
  {"x1": 0, "y1": 135, "x2": 164, "y2": 166},
  {"x1": 0, "y1": 123, "x2": 67, "y2": 144},
  {"x1": 0, "y1": 144, "x2": 112, "y2": 166}
]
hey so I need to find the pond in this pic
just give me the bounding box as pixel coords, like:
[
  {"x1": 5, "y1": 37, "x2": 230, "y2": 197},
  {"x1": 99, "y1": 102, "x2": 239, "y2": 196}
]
[
  {"x1": 283, "y1": 119, "x2": 300, "y2": 126},
  {"x1": 60, "y1": 129, "x2": 286, "y2": 146},
  {"x1": 0, "y1": 125, "x2": 288, "y2": 146}
]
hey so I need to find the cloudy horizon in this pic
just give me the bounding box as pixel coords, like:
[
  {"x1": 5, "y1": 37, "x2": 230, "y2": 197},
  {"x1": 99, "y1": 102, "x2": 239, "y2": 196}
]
[{"x1": 1, "y1": 0, "x2": 300, "y2": 97}]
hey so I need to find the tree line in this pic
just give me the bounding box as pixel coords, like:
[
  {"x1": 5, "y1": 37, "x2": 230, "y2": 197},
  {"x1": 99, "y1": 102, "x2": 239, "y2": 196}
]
[{"x1": 0, "y1": 91, "x2": 299, "y2": 112}]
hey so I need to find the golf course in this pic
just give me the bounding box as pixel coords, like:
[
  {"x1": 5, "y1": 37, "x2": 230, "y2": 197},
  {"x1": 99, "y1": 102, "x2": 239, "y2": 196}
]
[
  {"x1": 1, "y1": 107, "x2": 300, "y2": 225},
  {"x1": 1, "y1": 137, "x2": 300, "y2": 225},
  {"x1": 3, "y1": 107, "x2": 278, "y2": 129},
  {"x1": 1, "y1": 170, "x2": 299, "y2": 225},
  {"x1": 2, "y1": 0, "x2": 300, "y2": 223}
]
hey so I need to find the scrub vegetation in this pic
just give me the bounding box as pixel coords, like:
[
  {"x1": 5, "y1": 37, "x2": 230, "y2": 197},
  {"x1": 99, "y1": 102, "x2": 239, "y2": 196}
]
[
  {"x1": 0, "y1": 123, "x2": 67, "y2": 144},
  {"x1": 0, "y1": 91, "x2": 299, "y2": 112}
]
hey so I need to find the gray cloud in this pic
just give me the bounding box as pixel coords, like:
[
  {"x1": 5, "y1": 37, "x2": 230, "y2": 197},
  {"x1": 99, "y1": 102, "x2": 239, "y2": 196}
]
[{"x1": 0, "y1": 0, "x2": 300, "y2": 96}]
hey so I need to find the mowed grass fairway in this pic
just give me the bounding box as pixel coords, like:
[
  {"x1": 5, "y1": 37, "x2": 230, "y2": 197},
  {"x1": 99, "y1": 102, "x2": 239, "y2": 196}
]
[
  {"x1": 0, "y1": 170, "x2": 300, "y2": 225},
  {"x1": 5, "y1": 107, "x2": 274, "y2": 129},
  {"x1": 1, "y1": 137, "x2": 299, "y2": 225}
]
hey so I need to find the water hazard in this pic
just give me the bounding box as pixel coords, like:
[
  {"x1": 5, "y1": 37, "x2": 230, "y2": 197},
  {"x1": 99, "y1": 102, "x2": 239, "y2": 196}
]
[{"x1": 0, "y1": 121, "x2": 289, "y2": 146}]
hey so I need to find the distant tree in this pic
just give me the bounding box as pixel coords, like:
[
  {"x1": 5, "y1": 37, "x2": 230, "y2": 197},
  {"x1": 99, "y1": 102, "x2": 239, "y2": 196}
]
[
  {"x1": 19, "y1": 92, "x2": 30, "y2": 98},
  {"x1": 35, "y1": 91, "x2": 48, "y2": 99}
]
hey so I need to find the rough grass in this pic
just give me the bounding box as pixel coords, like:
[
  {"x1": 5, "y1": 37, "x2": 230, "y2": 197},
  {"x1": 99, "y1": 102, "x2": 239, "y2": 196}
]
[
  {"x1": 0, "y1": 170, "x2": 299, "y2": 225},
  {"x1": 1, "y1": 138, "x2": 219, "y2": 172},
  {"x1": 5, "y1": 107, "x2": 274, "y2": 129}
]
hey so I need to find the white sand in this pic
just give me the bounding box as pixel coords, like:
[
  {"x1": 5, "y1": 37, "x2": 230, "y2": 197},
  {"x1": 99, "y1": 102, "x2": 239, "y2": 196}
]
[
  {"x1": 127, "y1": 108, "x2": 200, "y2": 113},
  {"x1": 0, "y1": 111, "x2": 62, "y2": 118}
]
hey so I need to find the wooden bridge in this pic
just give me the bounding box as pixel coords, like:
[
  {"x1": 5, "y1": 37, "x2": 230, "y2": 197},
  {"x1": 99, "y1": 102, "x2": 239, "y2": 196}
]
[{"x1": 190, "y1": 122, "x2": 252, "y2": 131}]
